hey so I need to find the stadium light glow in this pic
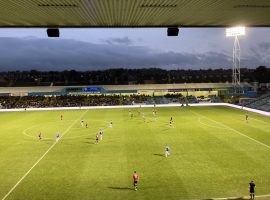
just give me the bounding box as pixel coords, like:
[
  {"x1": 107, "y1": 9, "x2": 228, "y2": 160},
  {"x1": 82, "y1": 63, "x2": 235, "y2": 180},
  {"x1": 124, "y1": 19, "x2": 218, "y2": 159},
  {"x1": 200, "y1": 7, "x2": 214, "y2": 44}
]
[{"x1": 226, "y1": 26, "x2": 245, "y2": 37}]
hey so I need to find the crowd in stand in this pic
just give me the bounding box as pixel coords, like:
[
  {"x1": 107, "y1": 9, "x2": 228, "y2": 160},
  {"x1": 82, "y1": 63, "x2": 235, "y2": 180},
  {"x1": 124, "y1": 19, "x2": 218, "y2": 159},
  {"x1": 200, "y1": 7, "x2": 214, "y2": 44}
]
[
  {"x1": 164, "y1": 94, "x2": 185, "y2": 102},
  {"x1": 0, "y1": 95, "x2": 150, "y2": 109},
  {"x1": 0, "y1": 94, "x2": 223, "y2": 109}
]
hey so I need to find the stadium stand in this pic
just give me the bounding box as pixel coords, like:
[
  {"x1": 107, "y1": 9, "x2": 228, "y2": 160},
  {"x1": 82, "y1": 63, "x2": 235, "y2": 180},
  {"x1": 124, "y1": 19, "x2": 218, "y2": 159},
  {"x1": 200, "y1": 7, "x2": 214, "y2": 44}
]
[
  {"x1": 1, "y1": 83, "x2": 266, "y2": 110},
  {"x1": 163, "y1": 94, "x2": 186, "y2": 104},
  {"x1": 154, "y1": 96, "x2": 170, "y2": 104},
  {"x1": 208, "y1": 95, "x2": 222, "y2": 103},
  {"x1": 186, "y1": 95, "x2": 198, "y2": 103},
  {"x1": 243, "y1": 94, "x2": 270, "y2": 112},
  {"x1": 0, "y1": 95, "x2": 151, "y2": 109}
]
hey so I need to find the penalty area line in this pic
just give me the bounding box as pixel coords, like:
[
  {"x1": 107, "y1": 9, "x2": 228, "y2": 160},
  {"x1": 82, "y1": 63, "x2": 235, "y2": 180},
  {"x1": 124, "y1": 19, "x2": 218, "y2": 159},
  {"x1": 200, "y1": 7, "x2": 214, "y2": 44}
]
[
  {"x1": 1, "y1": 110, "x2": 88, "y2": 200},
  {"x1": 250, "y1": 117, "x2": 270, "y2": 125},
  {"x1": 191, "y1": 111, "x2": 270, "y2": 151},
  {"x1": 204, "y1": 193, "x2": 270, "y2": 200}
]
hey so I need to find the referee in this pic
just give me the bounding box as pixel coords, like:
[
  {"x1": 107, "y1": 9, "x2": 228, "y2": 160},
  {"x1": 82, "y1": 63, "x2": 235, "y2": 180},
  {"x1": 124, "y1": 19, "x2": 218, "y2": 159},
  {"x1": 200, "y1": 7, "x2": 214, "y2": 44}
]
[{"x1": 249, "y1": 180, "x2": 255, "y2": 200}]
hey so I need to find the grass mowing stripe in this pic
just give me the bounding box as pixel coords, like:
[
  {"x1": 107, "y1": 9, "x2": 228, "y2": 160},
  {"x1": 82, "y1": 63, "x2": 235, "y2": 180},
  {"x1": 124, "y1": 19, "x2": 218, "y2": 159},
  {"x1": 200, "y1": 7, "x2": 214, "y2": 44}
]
[
  {"x1": 1, "y1": 110, "x2": 88, "y2": 200},
  {"x1": 1, "y1": 107, "x2": 269, "y2": 200},
  {"x1": 191, "y1": 111, "x2": 270, "y2": 151}
]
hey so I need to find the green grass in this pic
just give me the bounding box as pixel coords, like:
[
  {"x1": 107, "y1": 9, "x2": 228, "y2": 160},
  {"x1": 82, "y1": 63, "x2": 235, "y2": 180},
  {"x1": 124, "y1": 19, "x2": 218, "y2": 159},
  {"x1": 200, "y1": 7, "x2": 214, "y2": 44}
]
[{"x1": 0, "y1": 106, "x2": 270, "y2": 200}]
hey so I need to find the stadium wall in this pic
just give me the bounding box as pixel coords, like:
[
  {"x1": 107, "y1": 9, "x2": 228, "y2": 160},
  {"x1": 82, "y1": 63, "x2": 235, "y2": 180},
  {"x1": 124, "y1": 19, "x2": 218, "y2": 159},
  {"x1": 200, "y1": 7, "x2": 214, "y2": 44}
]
[{"x1": 0, "y1": 103, "x2": 269, "y2": 116}]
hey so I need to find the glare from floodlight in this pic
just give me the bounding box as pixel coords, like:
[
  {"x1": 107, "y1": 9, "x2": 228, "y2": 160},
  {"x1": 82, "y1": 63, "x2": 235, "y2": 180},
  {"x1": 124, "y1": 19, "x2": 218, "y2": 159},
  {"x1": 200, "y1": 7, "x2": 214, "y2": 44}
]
[{"x1": 226, "y1": 26, "x2": 245, "y2": 37}]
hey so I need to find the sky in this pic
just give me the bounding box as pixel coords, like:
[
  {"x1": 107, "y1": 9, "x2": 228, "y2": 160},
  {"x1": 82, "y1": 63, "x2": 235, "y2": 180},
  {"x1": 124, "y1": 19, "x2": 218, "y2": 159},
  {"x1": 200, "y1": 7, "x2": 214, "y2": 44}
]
[{"x1": 0, "y1": 27, "x2": 270, "y2": 71}]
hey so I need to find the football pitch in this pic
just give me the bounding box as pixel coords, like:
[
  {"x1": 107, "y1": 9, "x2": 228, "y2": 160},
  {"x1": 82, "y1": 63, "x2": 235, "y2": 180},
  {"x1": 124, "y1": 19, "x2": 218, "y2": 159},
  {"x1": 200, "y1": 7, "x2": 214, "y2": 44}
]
[{"x1": 0, "y1": 106, "x2": 270, "y2": 200}]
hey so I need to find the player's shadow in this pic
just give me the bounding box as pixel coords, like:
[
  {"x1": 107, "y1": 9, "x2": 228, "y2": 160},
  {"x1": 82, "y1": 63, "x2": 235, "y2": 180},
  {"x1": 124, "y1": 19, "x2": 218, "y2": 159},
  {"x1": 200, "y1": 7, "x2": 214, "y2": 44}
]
[
  {"x1": 201, "y1": 197, "x2": 246, "y2": 200},
  {"x1": 161, "y1": 128, "x2": 170, "y2": 132},
  {"x1": 85, "y1": 137, "x2": 95, "y2": 140},
  {"x1": 83, "y1": 141, "x2": 95, "y2": 145},
  {"x1": 153, "y1": 153, "x2": 164, "y2": 157},
  {"x1": 108, "y1": 186, "x2": 133, "y2": 190}
]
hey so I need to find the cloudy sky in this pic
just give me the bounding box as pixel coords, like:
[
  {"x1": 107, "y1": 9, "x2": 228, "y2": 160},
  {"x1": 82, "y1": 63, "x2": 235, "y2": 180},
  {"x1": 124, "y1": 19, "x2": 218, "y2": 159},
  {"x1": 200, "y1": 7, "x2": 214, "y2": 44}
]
[{"x1": 0, "y1": 28, "x2": 270, "y2": 71}]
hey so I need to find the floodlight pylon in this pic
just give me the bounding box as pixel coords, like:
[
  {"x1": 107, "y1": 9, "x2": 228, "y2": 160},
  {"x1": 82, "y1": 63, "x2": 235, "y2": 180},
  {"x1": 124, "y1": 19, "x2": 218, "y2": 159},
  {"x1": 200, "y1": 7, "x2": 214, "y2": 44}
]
[
  {"x1": 232, "y1": 36, "x2": 241, "y2": 89},
  {"x1": 226, "y1": 26, "x2": 245, "y2": 93}
]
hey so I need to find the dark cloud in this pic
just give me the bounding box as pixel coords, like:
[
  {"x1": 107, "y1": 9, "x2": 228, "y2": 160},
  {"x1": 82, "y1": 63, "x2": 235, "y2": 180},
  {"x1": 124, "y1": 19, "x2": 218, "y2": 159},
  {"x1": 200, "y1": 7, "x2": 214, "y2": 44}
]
[
  {"x1": 247, "y1": 42, "x2": 270, "y2": 66},
  {"x1": 0, "y1": 37, "x2": 266, "y2": 71},
  {"x1": 105, "y1": 36, "x2": 133, "y2": 45},
  {"x1": 258, "y1": 42, "x2": 270, "y2": 51}
]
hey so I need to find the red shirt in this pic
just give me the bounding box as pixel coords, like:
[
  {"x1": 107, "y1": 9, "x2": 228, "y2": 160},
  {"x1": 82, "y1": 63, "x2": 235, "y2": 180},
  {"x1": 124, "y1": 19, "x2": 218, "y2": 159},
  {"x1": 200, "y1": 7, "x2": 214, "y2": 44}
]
[
  {"x1": 133, "y1": 174, "x2": 139, "y2": 181},
  {"x1": 96, "y1": 135, "x2": 99, "y2": 140}
]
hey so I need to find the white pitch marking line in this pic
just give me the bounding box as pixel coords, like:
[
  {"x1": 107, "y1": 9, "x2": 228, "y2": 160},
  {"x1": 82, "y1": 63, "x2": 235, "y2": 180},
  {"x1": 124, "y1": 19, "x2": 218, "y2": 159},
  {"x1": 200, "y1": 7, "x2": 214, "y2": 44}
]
[
  {"x1": 237, "y1": 114, "x2": 270, "y2": 125},
  {"x1": 205, "y1": 193, "x2": 270, "y2": 200},
  {"x1": 64, "y1": 126, "x2": 109, "y2": 139},
  {"x1": 1, "y1": 110, "x2": 88, "y2": 200},
  {"x1": 191, "y1": 111, "x2": 270, "y2": 151},
  {"x1": 198, "y1": 117, "x2": 230, "y2": 130},
  {"x1": 23, "y1": 125, "x2": 108, "y2": 140},
  {"x1": 250, "y1": 117, "x2": 270, "y2": 125},
  {"x1": 22, "y1": 127, "x2": 53, "y2": 140}
]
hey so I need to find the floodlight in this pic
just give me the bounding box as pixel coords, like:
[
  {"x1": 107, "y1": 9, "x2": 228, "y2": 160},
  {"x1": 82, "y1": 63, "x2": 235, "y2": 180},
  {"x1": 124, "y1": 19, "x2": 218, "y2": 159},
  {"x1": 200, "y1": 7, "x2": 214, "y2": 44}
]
[{"x1": 226, "y1": 26, "x2": 245, "y2": 37}]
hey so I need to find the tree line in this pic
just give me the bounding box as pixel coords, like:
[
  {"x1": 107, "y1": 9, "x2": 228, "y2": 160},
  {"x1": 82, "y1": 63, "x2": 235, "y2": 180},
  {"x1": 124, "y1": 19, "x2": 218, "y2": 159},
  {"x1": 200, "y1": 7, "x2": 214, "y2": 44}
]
[{"x1": 0, "y1": 66, "x2": 269, "y2": 86}]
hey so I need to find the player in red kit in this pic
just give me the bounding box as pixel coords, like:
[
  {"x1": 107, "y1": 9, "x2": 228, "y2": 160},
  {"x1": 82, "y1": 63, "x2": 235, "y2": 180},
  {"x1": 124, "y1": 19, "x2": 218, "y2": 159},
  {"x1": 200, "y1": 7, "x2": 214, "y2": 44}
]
[
  {"x1": 95, "y1": 134, "x2": 99, "y2": 144},
  {"x1": 133, "y1": 171, "x2": 139, "y2": 191},
  {"x1": 38, "y1": 131, "x2": 42, "y2": 141}
]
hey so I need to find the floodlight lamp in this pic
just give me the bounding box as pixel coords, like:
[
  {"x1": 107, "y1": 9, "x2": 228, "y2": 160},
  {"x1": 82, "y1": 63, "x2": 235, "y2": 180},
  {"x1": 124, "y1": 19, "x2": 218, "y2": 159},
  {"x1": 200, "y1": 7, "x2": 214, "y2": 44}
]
[{"x1": 226, "y1": 26, "x2": 245, "y2": 37}]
